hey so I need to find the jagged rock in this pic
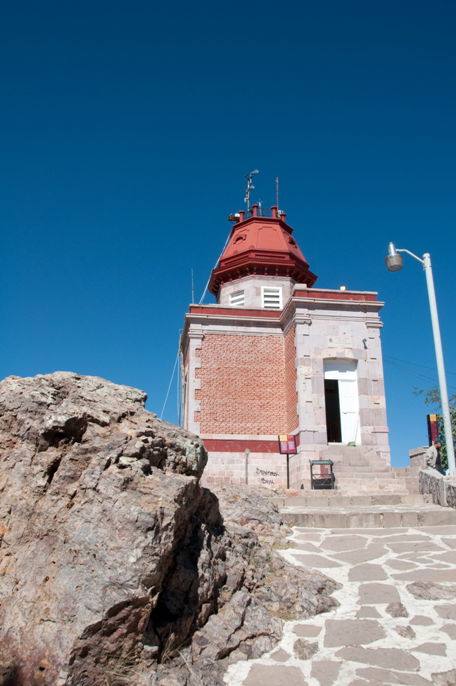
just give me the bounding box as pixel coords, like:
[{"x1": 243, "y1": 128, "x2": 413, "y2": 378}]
[
  {"x1": 407, "y1": 581, "x2": 456, "y2": 601},
  {"x1": 0, "y1": 373, "x2": 339, "y2": 686},
  {"x1": 386, "y1": 602, "x2": 409, "y2": 618},
  {"x1": 215, "y1": 485, "x2": 291, "y2": 544},
  {"x1": 394, "y1": 625, "x2": 416, "y2": 639},
  {"x1": 293, "y1": 639, "x2": 318, "y2": 660}
]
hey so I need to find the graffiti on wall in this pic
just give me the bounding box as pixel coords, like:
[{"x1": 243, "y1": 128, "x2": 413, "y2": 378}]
[{"x1": 256, "y1": 466, "x2": 279, "y2": 486}]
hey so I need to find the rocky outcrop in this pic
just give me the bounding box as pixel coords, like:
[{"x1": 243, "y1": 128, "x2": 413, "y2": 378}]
[{"x1": 0, "y1": 373, "x2": 338, "y2": 686}]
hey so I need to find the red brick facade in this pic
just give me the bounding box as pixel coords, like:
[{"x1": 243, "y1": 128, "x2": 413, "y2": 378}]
[
  {"x1": 195, "y1": 333, "x2": 288, "y2": 434},
  {"x1": 284, "y1": 325, "x2": 298, "y2": 431}
]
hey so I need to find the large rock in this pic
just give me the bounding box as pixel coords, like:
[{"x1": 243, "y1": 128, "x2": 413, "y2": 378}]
[{"x1": 0, "y1": 373, "x2": 338, "y2": 686}]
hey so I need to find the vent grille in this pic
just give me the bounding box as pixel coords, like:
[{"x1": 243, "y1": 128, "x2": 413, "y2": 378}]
[
  {"x1": 230, "y1": 290, "x2": 245, "y2": 307},
  {"x1": 262, "y1": 287, "x2": 282, "y2": 309}
]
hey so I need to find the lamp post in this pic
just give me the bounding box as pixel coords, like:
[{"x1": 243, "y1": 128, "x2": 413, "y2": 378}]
[{"x1": 385, "y1": 242, "x2": 455, "y2": 476}]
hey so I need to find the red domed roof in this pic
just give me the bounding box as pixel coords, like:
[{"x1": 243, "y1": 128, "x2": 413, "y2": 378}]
[{"x1": 208, "y1": 205, "x2": 317, "y2": 296}]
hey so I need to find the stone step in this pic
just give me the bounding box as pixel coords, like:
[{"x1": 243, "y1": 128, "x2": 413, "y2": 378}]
[
  {"x1": 298, "y1": 479, "x2": 411, "y2": 495},
  {"x1": 280, "y1": 503, "x2": 456, "y2": 528},
  {"x1": 274, "y1": 493, "x2": 428, "y2": 507},
  {"x1": 335, "y1": 471, "x2": 406, "y2": 479},
  {"x1": 326, "y1": 464, "x2": 392, "y2": 473}
]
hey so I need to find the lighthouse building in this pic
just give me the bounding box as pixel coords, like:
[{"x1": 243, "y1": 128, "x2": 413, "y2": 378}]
[{"x1": 181, "y1": 204, "x2": 391, "y2": 489}]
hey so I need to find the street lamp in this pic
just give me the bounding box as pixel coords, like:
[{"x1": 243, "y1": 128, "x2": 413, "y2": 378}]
[{"x1": 385, "y1": 242, "x2": 455, "y2": 476}]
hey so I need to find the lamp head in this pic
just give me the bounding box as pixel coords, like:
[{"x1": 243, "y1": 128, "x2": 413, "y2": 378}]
[{"x1": 385, "y1": 242, "x2": 403, "y2": 272}]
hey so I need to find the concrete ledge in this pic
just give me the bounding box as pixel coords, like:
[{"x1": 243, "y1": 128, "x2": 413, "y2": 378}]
[{"x1": 419, "y1": 468, "x2": 456, "y2": 508}]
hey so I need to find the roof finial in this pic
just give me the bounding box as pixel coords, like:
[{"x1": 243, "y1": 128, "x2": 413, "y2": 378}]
[{"x1": 244, "y1": 169, "x2": 259, "y2": 212}]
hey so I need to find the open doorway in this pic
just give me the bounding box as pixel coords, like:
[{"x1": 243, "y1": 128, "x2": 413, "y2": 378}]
[
  {"x1": 324, "y1": 379, "x2": 342, "y2": 442},
  {"x1": 324, "y1": 360, "x2": 360, "y2": 445}
]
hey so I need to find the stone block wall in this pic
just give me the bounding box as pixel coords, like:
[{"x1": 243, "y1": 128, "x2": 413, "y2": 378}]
[
  {"x1": 419, "y1": 468, "x2": 456, "y2": 507},
  {"x1": 201, "y1": 450, "x2": 287, "y2": 489},
  {"x1": 218, "y1": 275, "x2": 295, "y2": 309}
]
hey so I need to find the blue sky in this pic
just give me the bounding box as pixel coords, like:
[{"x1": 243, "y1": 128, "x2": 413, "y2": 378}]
[{"x1": 1, "y1": 1, "x2": 455, "y2": 466}]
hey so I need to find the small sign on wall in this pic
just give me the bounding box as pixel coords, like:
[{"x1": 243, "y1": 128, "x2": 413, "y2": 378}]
[
  {"x1": 278, "y1": 434, "x2": 297, "y2": 489},
  {"x1": 278, "y1": 434, "x2": 297, "y2": 454}
]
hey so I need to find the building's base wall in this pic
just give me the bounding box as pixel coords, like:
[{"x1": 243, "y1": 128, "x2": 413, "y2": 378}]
[
  {"x1": 201, "y1": 444, "x2": 400, "y2": 492},
  {"x1": 200, "y1": 451, "x2": 288, "y2": 489}
]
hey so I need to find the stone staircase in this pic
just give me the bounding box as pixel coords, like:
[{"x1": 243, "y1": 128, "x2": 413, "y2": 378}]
[
  {"x1": 275, "y1": 492, "x2": 456, "y2": 527},
  {"x1": 279, "y1": 446, "x2": 456, "y2": 528},
  {"x1": 301, "y1": 445, "x2": 420, "y2": 495}
]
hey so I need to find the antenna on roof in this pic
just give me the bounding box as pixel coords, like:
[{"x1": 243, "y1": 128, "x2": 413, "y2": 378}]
[
  {"x1": 275, "y1": 176, "x2": 279, "y2": 210},
  {"x1": 244, "y1": 169, "x2": 259, "y2": 212}
]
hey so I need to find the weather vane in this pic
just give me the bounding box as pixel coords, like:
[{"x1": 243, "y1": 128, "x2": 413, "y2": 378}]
[{"x1": 244, "y1": 169, "x2": 259, "y2": 212}]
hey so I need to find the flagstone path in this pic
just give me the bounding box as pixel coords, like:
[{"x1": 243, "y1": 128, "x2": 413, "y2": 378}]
[{"x1": 224, "y1": 525, "x2": 456, "y2": 686}]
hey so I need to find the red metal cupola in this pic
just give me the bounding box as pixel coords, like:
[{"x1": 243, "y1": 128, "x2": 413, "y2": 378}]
[{"x1": 208, "y1": 205, "x2": 317, "y2": 296}]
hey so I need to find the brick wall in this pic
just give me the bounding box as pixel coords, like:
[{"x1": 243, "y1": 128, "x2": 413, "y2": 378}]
[
  {"x1": 284, "y1": 324, "x2": 298, "y2": 431},
  {"x1": 196, "y1": 333, "x2": 287, "y2": 434}
]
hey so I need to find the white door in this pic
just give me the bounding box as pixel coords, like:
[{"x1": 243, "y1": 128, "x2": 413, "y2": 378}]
[{"x1": 324, "y1": 360, "x2": 360, "y2": 445}]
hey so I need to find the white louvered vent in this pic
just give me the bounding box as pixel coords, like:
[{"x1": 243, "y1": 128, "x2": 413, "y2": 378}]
[
  {"x1": 230, "y1": 290, "x2": 245, "y2": 307},
  {"x1": 262, "y1": 287, "x2": 282, "y2": 310}
]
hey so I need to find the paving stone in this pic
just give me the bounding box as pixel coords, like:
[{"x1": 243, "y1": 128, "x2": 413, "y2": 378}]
[
  {"x1": 270, "y1": 648, "x2": 291, "y2": 662},
  {"x1": 293, "y1": 639, "x2": 318, "y2": 659},
  {"x1": 385, "y1": 602, "x2": 408, "y2": 617},
  {"x1": 324, "y1": 619, "x2": 385, "y2": 647},
  {"x1": 330, "y1": 528, "x2": 390, "y2": 536},
  {"x1": 358, "y1": 583, "x2": 400, "y2": 605},
  {"x1": 432, "y1": 669, "x2": 456, "y2": 686},
  {"x1": 293, "y1": 623, "x2": 321, "y2": 638},
  {"x1": 396, "y1": 553, "x2": 433, "y2": 563},
  {"x1": 310, "y1": 660, "x2": 342, "y2": 686},
  {"x1": 413, "y1": 642, "x2": 447, "y2": 655},
  {"x1": 410, "y1": 615, "x2": 434, "y2": 626},
  {"x1": 436, "y1": 604, "x2": 456, "y2": 620},
  {"x1": 394, "y1": 625, "x2": 416, "y2": 639},
  {"x1": 355, "y1": 667, "x2": 432, "y2": 685},
  {"x1": 387, "y1": 541, "x2": 444, "y2": 553},
  {"x1": 392, "y1": 568, "x2": 456, "y2": 582},
  {"x1": 357, "y1": 607, "x2": 381, "y2": 619},
  {"x1": 294, "y1": 532, "x2": 324, "y2": 540},
  {"x1": 406, "y1": 580, "x2": 456, "y2": 600},
  {"x1": 442, "y1": 537, "x2": 456, "y2": 546},
  {"x1": 334, "y1": 545, "x2": 387, "y2": 565},
  {"x1": 294, "y1": 543, "x2": 321, "y2": 552},
  {"x1": 441, "y1": 623, "x2": 456, "y2": 639},
  {"x1": 335, "y1": 647, "x2": 420, "y2": 671},
  {"x1": 293, "y1": 554, "x2": 342, "y2": 568},
  {"x1": 386, "y1": 559, "x2": 417, "y2": 570},
  {"x1": 348, "y1": 564, "x2": 387, "y2": 581},
  {"x1": 432, "y1": 550, "x2": 456, "y2": 563},
  {"x1": 381, "y1": 534, "x2": 433, "y2": 543},
  {"x1": 243, "y1": 664, "x2": 307, "y2": 686},
  {"x1": 319, "y1": 535, "x2": 367, "y2": 551},
  {"x1": 419, "y1": 526, "x2": 456, "y2": 535}
]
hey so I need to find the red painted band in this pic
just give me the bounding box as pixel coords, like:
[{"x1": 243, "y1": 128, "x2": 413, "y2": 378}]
[{"x1": 203, "y1": 436, "x2": 300, "y2": 453}]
